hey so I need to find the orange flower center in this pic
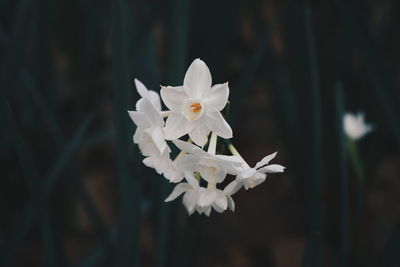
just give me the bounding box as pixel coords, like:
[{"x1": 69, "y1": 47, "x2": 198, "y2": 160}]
[{"x1": 190, "y1": 103, "x2": 202, "y2": 113}]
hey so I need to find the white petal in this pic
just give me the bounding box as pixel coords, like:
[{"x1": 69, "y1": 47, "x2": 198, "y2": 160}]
[
  {"x1": 212, "y1": 203, "x2": 225, "y2": 213},
  {"x1": 174, "y1": 154, "x2": 197, "y2": 172},
  {"x1": 135, "y1": 98, "x2": 145, "y2": 111},
  {"x1": 183, "y1": 190, "x2": 198, "y2": 214},
  {"x1": 214, "y1": 155, "x2": 243, "y2": 171},
  {"x1": 197, "y1": 206, "x2": 212, "y2": 216},
  {"x1": 214, "y1": 155, "x2": 242, "y2": 164},
  {"x1": 183, "y1": 59, "x2": 212, "y2": 98},
  {"x1": 135, "y1": 79, "x2": 149, "y2": 99},
  {"x1": 143, "y1": 157, "x2": 161, "y2": 173},
  {"x1": 198, "y1": 189, "x2": 217, "y2": 207},
  {"x1": 223, "y1": 180, "x2": 243, "y2": 195},
  {"x1": 238, "y1": 168, "x2": 257, "y2": 179},
  {"x1": 227, "y1": 196, "x2": 235, "y2": 211},
  {"x1": 138, "y1": 139, "x2": 159, "y2": 157},
  {"x1": 138, "y1": 98, "x2": 164, "y2": 127},
  {"x1": 203, "y1": 111, "x2": 233, "y2": 139},
  {"x1": 203, "y1": 82, "x2": 229, "y2": 111},
  {"x1": 143, "y1": 153, "x2": 168, "y2": 173},
  {"x1": 163, "y1": 165, "x2": 184, "y2": 183},
  {"x1": 164, "y1": 113, "x2": 194, "y2": 140},
  {"x1": 147, "y1": 91, "x2": 162, "y2": 111},
  {"x1": 254, "y1": 152, "x2": 278, "y2": 169},
  {"x1": 149, "y1": 127, "x2": 167, "y2": 154},
  {"x1": 172, "y1": 139, "x2": 207, "y2": 157},
  {"x1": 243, "y1": 173, "x2": 266, "y2": 189},
  {"x1": 165, "y1": 183, "x2": 192, "y2": 202},
  {"x1": 133, "y1": 128, "x2": 142, "y2": 143},
  {"x1": 183, "y1": 171, "x2": 200, "y2": 189},
  {"x1": 204, "y1": 206, "x2": 212, "y2": 216},
  {"x1": 214, "y1": 193, "x2": 228, "y2": 211},
  {"x1": 128, "y1": 111, "x2": 150, "y2": 129},
  {"x1": 259, "y1": 164, "x2": 285, "y2": 173},
  {"x1": 188, "y1": 122, "x2": 211, "y2": 147},
  {"x1": 160, "y1": 86, "x2": 187, "y2": 112},
  {"x1": 134, "y1": 79, "x2": 162, "y2": 111}
]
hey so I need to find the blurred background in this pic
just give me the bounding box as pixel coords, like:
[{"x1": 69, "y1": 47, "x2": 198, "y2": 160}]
[{"x1": 1, "y1": 0, "x2": 400, "y2": 266}]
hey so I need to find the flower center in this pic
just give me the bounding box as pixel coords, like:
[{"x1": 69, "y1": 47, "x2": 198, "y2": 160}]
[
  {"x1": 197, "y1": 157, "x2": 226, "y2": 184},
  {"x1": 143, "y1": 132, "x2": 154, "y2": 144},
  {"x1": 181, "y1": 99, "x2": 205, "y2": 121},
  {"x1": 198, "y1": 164, "x2": 218, "y2": 181},
  {"x1": 190, "y1": 103, "x2": 202, "y2": 113}
]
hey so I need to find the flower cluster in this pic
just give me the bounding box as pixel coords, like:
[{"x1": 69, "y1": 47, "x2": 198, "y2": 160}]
[{"x1": 128, "y1": 59, "x2": 285, "y2": 216}]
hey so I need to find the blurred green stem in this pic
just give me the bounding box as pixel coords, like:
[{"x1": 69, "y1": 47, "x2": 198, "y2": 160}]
[{"x1": 347, "y1": 138, "x2": 365, "y2": 266}]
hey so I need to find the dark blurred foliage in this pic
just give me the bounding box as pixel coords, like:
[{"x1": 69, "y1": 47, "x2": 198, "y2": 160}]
[{"x1": 1, "y1": 0, "x2": 400, "y2": 266}]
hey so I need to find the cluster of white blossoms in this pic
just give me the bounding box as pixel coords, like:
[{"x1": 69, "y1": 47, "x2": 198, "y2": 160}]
[{"x1": 128, "y1": 59, "x2": 285, "y2": 216}]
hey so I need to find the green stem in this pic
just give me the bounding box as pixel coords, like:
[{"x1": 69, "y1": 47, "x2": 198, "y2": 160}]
[
  {"x1": 226, "y1": 141, "x2": 251, "y2": 169},
  {"x1": 347, "y1": 138, "x2": 365, "y2": 266},
  {"x1": 227, "y1": 142, "x2": 240, "y2": 156},
  {"x1": 347, "y1": 139, "x2": 365, "y2": 181},
  {"x1": 194, "y1": 172, "x2": 201, "y2": 182}
]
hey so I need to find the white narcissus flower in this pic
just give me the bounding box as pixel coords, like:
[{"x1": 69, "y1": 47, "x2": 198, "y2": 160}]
[
  {"x1": 165, "y1": 172, "x2": 239, "y2": 216},
  {"x1": 129, "y1": 69, "x2": 286, "y2": 216},
  {"x1": 129, "y1": 92, "x2": 184, "y2": 183},
  {"x1": 197, "y1": 180, "x2": 240, "y2": 214},
  {"x1": 172, "y1": 139, "x2": 242, "y2": 184},
  {"x1": 134, "y1": 78, "x2": 162, "y2": 111},
  {"x1": 161, "y1": 58, "x2": 232, "y2": 146},
  {"x1": 236, "y1": 152, "x2": 285, "y2": 189},
  {"x1": 129, "y1": 98, "x2": 167, "y2": 157},
  {"x1": 164, "y1": 176, "x2": 201, "y2": 215},
  {"x1": 343, "y1": 112, "x2": 373, "y2": 141}
]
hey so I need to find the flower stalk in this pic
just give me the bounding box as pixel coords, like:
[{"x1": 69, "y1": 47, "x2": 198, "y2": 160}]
[{"x1": 347, "y1": 138, "x2": 366, "y2": 265}]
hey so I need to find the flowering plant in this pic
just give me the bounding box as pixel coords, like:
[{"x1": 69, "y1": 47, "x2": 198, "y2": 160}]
[{"x1": 128, "y1": 59, "x2": 285, "y2": 216}]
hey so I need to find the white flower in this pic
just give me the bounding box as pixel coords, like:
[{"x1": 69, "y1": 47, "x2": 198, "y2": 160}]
[
  {"x1": 162, "y1": 159, "x2": 185, "y2": 183},
  {"x1": 134, "y1": 78, "x2": 162, "y2": 111},
  {"x1": 165, "y1": 182, "x2": 200, "y2": 215},
  {"x1": 128, "y1": 97, "x2": 167, "y2": 156},
  {"x1": 165, "y1": 172, "x2": 239, "y2": 216},
  {"x1": 160, "y1": 58, "x2": 232, "y2": 146},
  {"x1": 164, "y1": 172, "x2": 202, "y2": 215},
  {"x1": 142, "y1": 150, "x2": 171, "y2": 174},
  {"x1": 236, "y1": 152, "x2": 285, "y2": 189},
  {"x1": 343, "y1": 112, "x2": 373, "y2": 141},
  {"x1": 197, "y1": 180, "x2": 239, "y2": 214},
  {"x1": 173, "y1": 139, "x2": 242, "y2": 184},
  {"x1": 129, "y1": 97, "x2": 184, "y2": 182}
]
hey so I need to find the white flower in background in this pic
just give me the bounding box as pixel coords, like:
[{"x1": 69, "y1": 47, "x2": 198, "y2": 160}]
[
  {"x1": 343, "y1": 112, "x2": 373, "y2": 141},
  {"x1": 161, "y1": 58, "x2": 232, "y2": 146},
  {"x1": 172, "y1": 139, "x2": 242, "y2": 184},
  {"x1": 236, "y1": 152, "x2": 285, "y2": 189}
]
